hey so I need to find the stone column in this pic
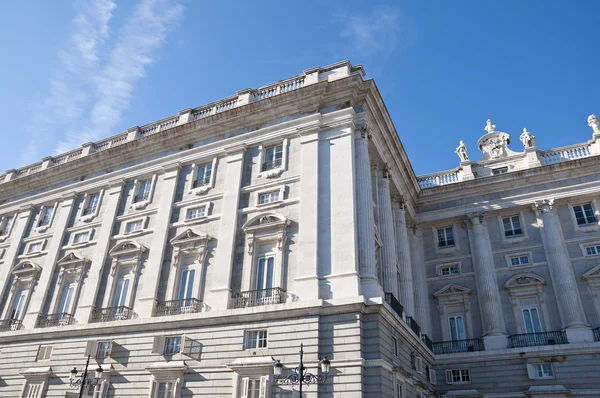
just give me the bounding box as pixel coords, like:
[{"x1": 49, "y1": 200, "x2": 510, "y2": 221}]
[
  {"x1": 136, "y1": 164, "x2": 181, "y2": 319},
  {"x1": 409, "y1": 227, "x2": 431, "y2": 335},
  {"x1": 393, "y1": 197, "x2": 415, "y2": 316},
  {"x1": 377, "y1": 167, "x2": 399, "y2": 298},
  {"x1": 535, "y1": 199, "x2": 592, "y2": 342},
  {"x1": 208, "y1": 144, "x2": 246, "y2": 310},
  {"x1": 77, "y1": 181, "x2": 125, "y2": 323},
  {"x1": 22, "y1": 195, "x2": 77, "y2": 329},
  {"x1": 354, "y1": 128, "x2": 382, "y2": 298},
  {"x1": 467, "y1": 213, "x2": 507, "y2": 349}
]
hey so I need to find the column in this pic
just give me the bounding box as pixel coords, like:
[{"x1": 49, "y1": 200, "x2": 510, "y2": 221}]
[
  {"x1": 22, "y1": 195, "x2": 77, "y2": 329},
  {"x1": 208, "y1": 144, "x2": 246, "y2": 310},
  {"x1": 467, "y1": 213, "x2": 507, "y2": 349},
  {"x1": 535, "y1": 199, "x2": 592, "y2": 342},
  {"x1": 354, "y1": 128, "x2": 382, "y2": 298},
  {"x1": 0, "y1": 207, "x2": 34, "y2": 315},
  {"x1": 136, "y1": 164, "x2": 181, "y2": 318},
  {"x1": 409, "y1": 227, "x2": 431, "y2": 335},
  {"x1": 393, "y1": 197, "x2": 415, "y2": 317},
  {"x1": 377, "y1": 167, "x2": 399, "y2": 298},
  {"x1": 77, "y1": 181, "x2": 125, "y2": 323},
  {"x1": 295, "y1": 127, "x2": 320, "y2": 300}
]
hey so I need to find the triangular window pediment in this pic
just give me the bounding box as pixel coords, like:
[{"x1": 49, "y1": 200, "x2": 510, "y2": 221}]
[
  {"x1": 434, "y1": 284, "x2": 472, "y2": 298},
  {"x1": 170, "y1": 229, "x2": 210, "y2": 247},
  {"x1": 505, "y1": 273, "x2": 546, "y2": 289},
  {"x1": 583, "y1": 264, "x2": 600, "y2": 281},
  {"x1": 109, "y1": 240, "x2": 146, "y2": 258},
  {"x1": 57, "y1": 252, "x2": 88, "y2": 267}
]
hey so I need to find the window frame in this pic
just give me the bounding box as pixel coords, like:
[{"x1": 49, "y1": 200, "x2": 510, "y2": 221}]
[
  {"x1": 256, "y1": 185, "x2": 286, "y2": 207},
  {"x1": 445, "y1": 368, "x2": 471, "y2": 384},
  {"x1": 0, "y1": 213, "x2": 16, "y2": 241},
  {"x1": 504, "y1": 251, "x2": 533, "y2": 268},
  {"x1": 36, "y1": 203, "x2": 57, "y2": 232},
  {"x1": 568, "y1": 201, "x2": 600, "y2": 232},
  {"x1": 125, "y1": 219, "x2": 145, "y2": 234},
  {"x1": 491, "y1": 166, "x2": 508, "y2": 175},
  {"x1": 129, "y1": 174, "x2": 157, "y2": 210},
  {"x1": 36, "y1": 345, "x2": 53, "y2": 361},
  {"x1": 245, "y1": 330, "x2": 268, "y2": 350},
  {"x1": 188, "y1": 158, "x2": 218, "y2": 195},
  {"x1": 26, "y1": 241, "x2": 45, "y2": 254},
  {"x1": 96, "y1": 341, "x2": 113, "y2": 359},
  {"x1": 80, "y1": 190, "x2": 104, "y2": 222},
  {"x1": 527, "y1": 363, "x2": 554, "y2": 380},
  {"x1": 502, "y1": 215, "x2": 523, "y2": 238},
  {"x1": 436, "y1": 226, "x2": 455, "y2": 249},
  {"x1": 581, "y1": 242, "x2": 600, "y2": 257},
  {"x1": 164, "y1": 336, "x2": 183, "y2": 356},
  {"x1": 257, "y1": 138, "x2": 289, "y2": 179},
  {"x1": 436, "y1": 262, "x2": 461, "y2": 277},
  {"x1": 185, "y1": 205, "x2": 207, "y2": 221}
]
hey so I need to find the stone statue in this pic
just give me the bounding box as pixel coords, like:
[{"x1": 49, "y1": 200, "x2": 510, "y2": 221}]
[
  {"x1": 588, "y1": 115, "x2": 600, "y2": 135},
  {"x1": 455, "y1": 140, "x2": 469, "y2": 162},
  {"x1": 519, "y1": 128, "x2": 536, "y2": 149},
  {"x1": 484, "y1": 119, "x2": 496, "y2": 134}
]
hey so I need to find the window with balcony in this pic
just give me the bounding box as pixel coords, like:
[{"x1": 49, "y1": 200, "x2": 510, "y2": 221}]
[
  {"x1": 527, "y1": 363, "x2": 554, "y2": 379},
  {"x1": 0, "y1": 214, "x2": 15, "y2": 239},
  {"x1": 194, "y1": 163, "x2": 212, "y2": 188},
  {"x1": 245, "y1": 330, "x2": 268, "y2": 349},
  {"x1": 445, "y1": 369, "x2": 470, "y2": 384},
  {"x1": 505, "y1": 274, "x2": 550, "y2": 336},
  {"x1": 573, "y1": 203, "x2": 596, "y2": 226},
  {"x1": 437, "y1": 227, "x2": 455, "y2": 248},
  {"x1": 433, "y1": 284, "x2": 478, "y2": 352},
  {"x1": 502, "y1": 215, "x2": 523, "y2": 238},
  {"x1": 1, "y1": 262, "x2": 41, "y2": 331},
  {"x1": 38, "y1": 206, "x2": 54, "y2": 227},
  {"x1": 522, "y1": 307, "x2": 543, "y2": 334},
  {"x1": 135, "y1": 180, "x2": 152, "y2": 203},
  {"x1": 188, "y1": 158, "x2": 217, "y2": 195},
  {"x1": 257, "y1": 140, "x2": 288, "y2": 178},
  {"x1": 130, "y1": 175, "x2": 156, "y2": 210},
  {"x1": 263, "y1": 144, "x2": 283, "y2": 172}
]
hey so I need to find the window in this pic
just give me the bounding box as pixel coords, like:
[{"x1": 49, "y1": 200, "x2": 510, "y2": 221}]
[
  {"x1": 193, "y1": 163, "x2": 212, "y2": 188},
  {"x1": 240, "y1": 377, "x2": 268, "y2": 398},
  {"x1": 57, "y1": 283, "x2": 75, "y2": 315},
  {"x1": 429, "y1": 368, "x2": 437, "y2": 384},
  {"x1": 73, "y1": 231, "x2": 90, "y2": 244},
  {"x1": 509, "y1": 255, "x2": 530, "y2": 266},
  {"x1": 392, "y1": 336, "x2": 399, "y2": 357},
  {"x1": 448, "y1": 316, "x2": 466, "y2": 341},
  {"x1": 36, "y1": 345, "x2": 53, "y2": 361},
  {"x1": 134, "y1": 179, "x2": 152, "y2": 203},
  {"x1": 84, "y1": 193, "x2": 100, "y2": 215},
  {"x1": 437, "y1": 227, "x2": 455, "y2": 248},
  {"x1": 39, "y1": 207, "x2": 54, "y2": 226},
  {"x1": 522, "y1": 308, "x2": 543, "y2": 333},
  {"x1": 23, "y1": 383, "x2": 44, "y2": 398},
  {"x1": 528, "y1": 363, "x2": 554, "y2": 379},
  {"x1": 258, "y1": 191, "x2": 280, "y2": 205},
  {"x1": 445, "y1": 369, "x2": 471, "y2": 384},
  {"x1": 155, "y1": 382, "x2": 173, "y2": 398},
  {"x1": 395, "y1": 382, "x2": 404, "y2": 398},
  {"x1": 437, "y1": 264, "x2": 460, "y2": 276},
  {"x1": 255, "y1": 256, "x2": 274, "y2": 292},
  {"x1": 412, "y1": 355, "x2": 423, "y2": 373},
  {"x1": 125, "y1": 220, "x2": 143, "y2": 233},
  {"x1": 585, "y1": 244, "x2": 600, "y2": 256},
  {"x1": 178, "y1": 268, "x2": 196, "y2": 300},
  {"x1": 96, "y1": 342, "x2": 112, "y2": 359},
  {"x1": 186, "y1": 206, "x2": 206, "y2": 220},
  {"x1": 112, "y1": 275, "x2": 131, "y2": 308},
  {"x1": 492, "y1": 167, "x2": 508, "y2": 175},
  {"x1": 27, "y1": 242, "x2": 43, "y2": 254},
  {"x1": 245, "y1": 330, "x2": 268, "y2": 349},
  {"x1": 165, "y1": 336, "x2": 182, "y2": 355},
  {"x1": 573, "y1": 203, "x2": 596, "y2": 226},
  {"x1": 503, "y1": 215, "x2": 523, "y2": 238},
  {"x1": 0, "y1": 215, "x2": 14, "y2": 236},
  {"x1": 262, "y1": 144, "x2": 283, "y2": 171},
  {"x1": 10, "y1": 285, "x2": 28, "y2": 320}
]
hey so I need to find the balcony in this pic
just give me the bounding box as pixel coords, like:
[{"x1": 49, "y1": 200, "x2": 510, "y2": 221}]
[
  {"x1": 0, "y1": 319, "x2": 22, "y2": 332},
  {"x1": 192, "y1": 177, "x2": 211, "y2": 188},
  {"x1": 261, "y1": 158, "x2": 282, "y2": 172},
  {"x1": 420, "y1": 334, "x2": 433, "y2": 351},
  {"x1": 384, "y1": 293, "x2": 404, "y2": 319},
  {"x1": 133, "y1": 191, "x2": 150, "y2": 203},
  {"x1": 405, "y1": 316, "x2": 421, "y2": 336},
  {"x1": 432, "y1": 338, "x2": 485, "y2": 354},
  {"x1": 594, "y1": 327, "x2": 600, "y2": 342},
  {"x1": 35, "y1": 313, "x2": 75, "y2": 328},
  {"x1": 232, "y1": 287, "x2": 285, "y2": 309},
  {"x1": 156, "y1": 298, "x2": 203, "y2": 316},
  {"x1": 508, "y1": 331, "x2": 569, "y2": 348},
  {"x1": 90, "y1": 306, "x2": 134, "y2": 323}
]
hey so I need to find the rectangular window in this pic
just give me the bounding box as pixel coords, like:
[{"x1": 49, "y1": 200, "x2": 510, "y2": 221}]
[
  {"x1": 23, "y1": 383, "x2": 44, "y2": 398},
  {"x1": 245, "y1": 330, "x2": 268, "y2": 349},
  {"x1": 585, "y1": 244, "x2": 600, "y2": 256},
  {"x1": 396, "y1": 382, "x2": 404, "y2": 398},
  {"x1": 178, "y1": 268, "x2": 196, "y2": 300},
  {"x1": 39, "y1": 206, "x2": 54, "y2": 226},
  {"x1": 437, "y1": 227, "x2": 455, "y2": 248},
  {"x1": 10, "y1": 286, "x2": 28, "y2": 320},
  {"x1": 111, "y1": 276, "x2": 131, "y2": 308},
  {"x1": 258, "y1": 191, "x2": 280, "y2": 205},
  {"x1": 438, "y1": 264, "x2": 460, "y2": 276},
  {"x1": 445, "y1": 369, "x2": 471, "y2": 384},
  {"x1": 534, "y1": 364, "x2": 554, "y2": 379},
  {"x1": 96, "y1": 341, "x2": 112, "y2": 359},
  {"x1": 125, "y1": 220, "x2": 143, "y2": 233},
  {"x1": 73, "y1": 231, "x2": 90, "y2": 244},
  {"x1": 164, "y1": 336, "x2": 182, "y2": 355},
  {"x1": 573, "y1": 203, "x2": 596, "y2": 226},
  {"x1": 448, "y1": 316, "x2": 466, "y2": 341},
  {"x1": 492, "y1": 167, "x2": 508, "y2": 175},
  {"x1": 0, "y1": 215, "x2": 14, "y2": 236},
  {"x1": 156, "y1": 382, "x2": 173, "y2": 398},
  {"x1": 186, "y1": 206, "x2": 206, "y2": 220},
  {"x1": 262, "y1": 144, "x2": 284, "y2": 171},
  {"x1": 194, "y1": 163, "x2": 213, "y2": 188},
  {"x1": 509, "y1": 255, "x2": 530, "y2": 266},
  {"x1": 240, "y1": 377, "x2": 268, "y2": 398},
  {"x1": 392, "y1": 336, "x2": 399, "y2": 357},
  {"x1": 27, "y1": 242, "x2": 43, "y2": 253},
  {"x1": 134, "y1": 179, "x2": 152, "y2": 202},
  {"x1": 84, "y1": 193, "x2": 100, "y2": 215},
  {"x1": 503, "y1": 215, "x2": 523, "y2": 238},
  {"x1": 36, "y1": 345, "x2": 53, "y2": 361},
  {"x1": 522, "y1": 308, "x2": 543, "y2": 333}
]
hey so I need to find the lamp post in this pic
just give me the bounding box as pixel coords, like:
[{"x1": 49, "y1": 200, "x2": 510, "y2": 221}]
[
  {"x1": 273, "y1": 343, "x2": 331, "y2": 396},
  {"x1": 69, "y1": 355, "x2": 104, "y2": 398}
]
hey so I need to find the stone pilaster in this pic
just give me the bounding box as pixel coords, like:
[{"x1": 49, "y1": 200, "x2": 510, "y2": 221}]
[
  {"x1": 377, "y1": 167, "x2": 399, "y2": 298},
  {"x1": 393, "y1": 197, "x2": 415, "y2": 316},
  {"x1": 22, "y1": 195, "x2": 77, "y2": 329},
  {"x1": 467, "y1": 213, "x2": 507, "y2": 349},
  {"x1": 77, "y1": 181, "x2": 125, "y2": 323},
  {"x1": 534, "y1": 199, "x2": 592, "y2": 342},
  {"x1": 354, "y1": 128, "x2": 382, "y2": 298},
  {"x1": 409, "y1": 227, "x2": 431, "y2": 335}
]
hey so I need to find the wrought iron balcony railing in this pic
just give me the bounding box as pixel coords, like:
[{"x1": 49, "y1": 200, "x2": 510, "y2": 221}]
[
  {"x1": 405, "y1": 316, "x2": 421, "y2": 336},
  {"x1": 156, "y1": 298, "x2": 203, "y2": 316},
  {"x1": 432, "y1": 338, "x2": 485, "y2": 354},
  {"x1": 384, "y1": 293, "x2": 404, "y2": 319},
  {"x1": 192, "y1": 177, "x2": 211, "y2": 188},
  {"x1": 261, "y1": 158, "x2": 282, "y2": 172},
  {"x1": 133, "y1": 191, "x2": 150, "y2": 203},
  {"x1": 593, "y1": 327, "x2": 600, "y2": 342},
  {"x1": 0, "y1": 319, "x2": 22, "y2": 332},
  {"x1": 90, "y1": 306, "x2": 133, "y2": 323},
  {"x1": 232, "y1": 287, "x2": 285, "y2": 309},
  {"x1": 35, "y1": 312, "x2": 75, "y2": 328},
  {"x1": 420, "y1": 334, "x2": 433, "y2": 351},
  {"x1": 508, "y1": 331, "x2": 568, "y2": 348}
]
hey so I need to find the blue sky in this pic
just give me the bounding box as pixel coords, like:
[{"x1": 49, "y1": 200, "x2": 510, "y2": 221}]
[{"x1": 1, "y1": 0, "x2": 599, "y2": 176}]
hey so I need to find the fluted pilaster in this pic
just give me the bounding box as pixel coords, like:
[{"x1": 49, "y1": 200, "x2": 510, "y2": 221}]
[
  {"x1": 394, "y1": 197, "x2": 415, "y2": 316},
  {"x1": 377, "y1": 167, "x2": 399, "y2": 298},
  {"x1": 409, "y1": 227, "x2": 431, "y2": 335}
]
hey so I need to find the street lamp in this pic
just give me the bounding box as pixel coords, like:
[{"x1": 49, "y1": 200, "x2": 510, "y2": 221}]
[
  {"x1": 69, "y1": 355, "x2": 104, "y2": 398},
  {"x1": 273, "y1": 343, "x2": 330, "y2": 396}
]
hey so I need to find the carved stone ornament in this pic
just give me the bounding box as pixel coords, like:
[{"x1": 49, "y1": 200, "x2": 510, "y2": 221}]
[
  {"x1": 534, "y1": 198, "x2": 555, "y2": 213},
  {"x1": 433, "y1": 283, "x2": 472, "y2": 298},
  {"x1": 588, "y1": 114, "x2": 600, "y2": 135},
  {"x1": 505, "y1": 273, "x2": 546, "y2": 289},
  {"x1": 455, "y1": 140, "x2": 470, "y2": 162},
  {"x1": 519, "y1": 128, "x2": 536, "y2": 149},
  {"x1": 477, "y1": 119, "x2": 520, "y2": 160}
]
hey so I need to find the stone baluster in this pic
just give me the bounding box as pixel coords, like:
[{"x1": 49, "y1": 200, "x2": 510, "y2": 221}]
[
  {"x1": 467, "y1": 213, "x2": 507, "y2": 349},
  {"x1": 534, "y1": 199, "x2": 593, "y2": 342},
  {"x1": 377, "y1": 167, "x2": 399, "y2": 298},
  {"x1": 393, "y1": 197, "x2": 415, "y2": 317},
  {"x1": 354, "y1": 128, "x2": 382, "y2": 297},
  {"x1": 409, "y1": 227, "x2": 431, "y2": 335}
]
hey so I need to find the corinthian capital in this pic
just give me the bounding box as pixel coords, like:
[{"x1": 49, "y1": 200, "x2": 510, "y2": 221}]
[
  {"x1": 392, "y1": 195, "x2": 406, "y2": 209},
  {"x1": 534, "y1": 199, "x2": 555, "y2": 214},
  {"x1": 355, "y1": 122, "x2": 370, "y2": 141},
  {"x1": 466, "y1": 212, "x2": 485, "y2": 225}
]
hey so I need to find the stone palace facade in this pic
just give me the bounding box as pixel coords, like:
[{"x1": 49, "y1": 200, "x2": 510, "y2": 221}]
[{"x1": 0, "y1": 61, "x2": 599, "y2": 398}]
